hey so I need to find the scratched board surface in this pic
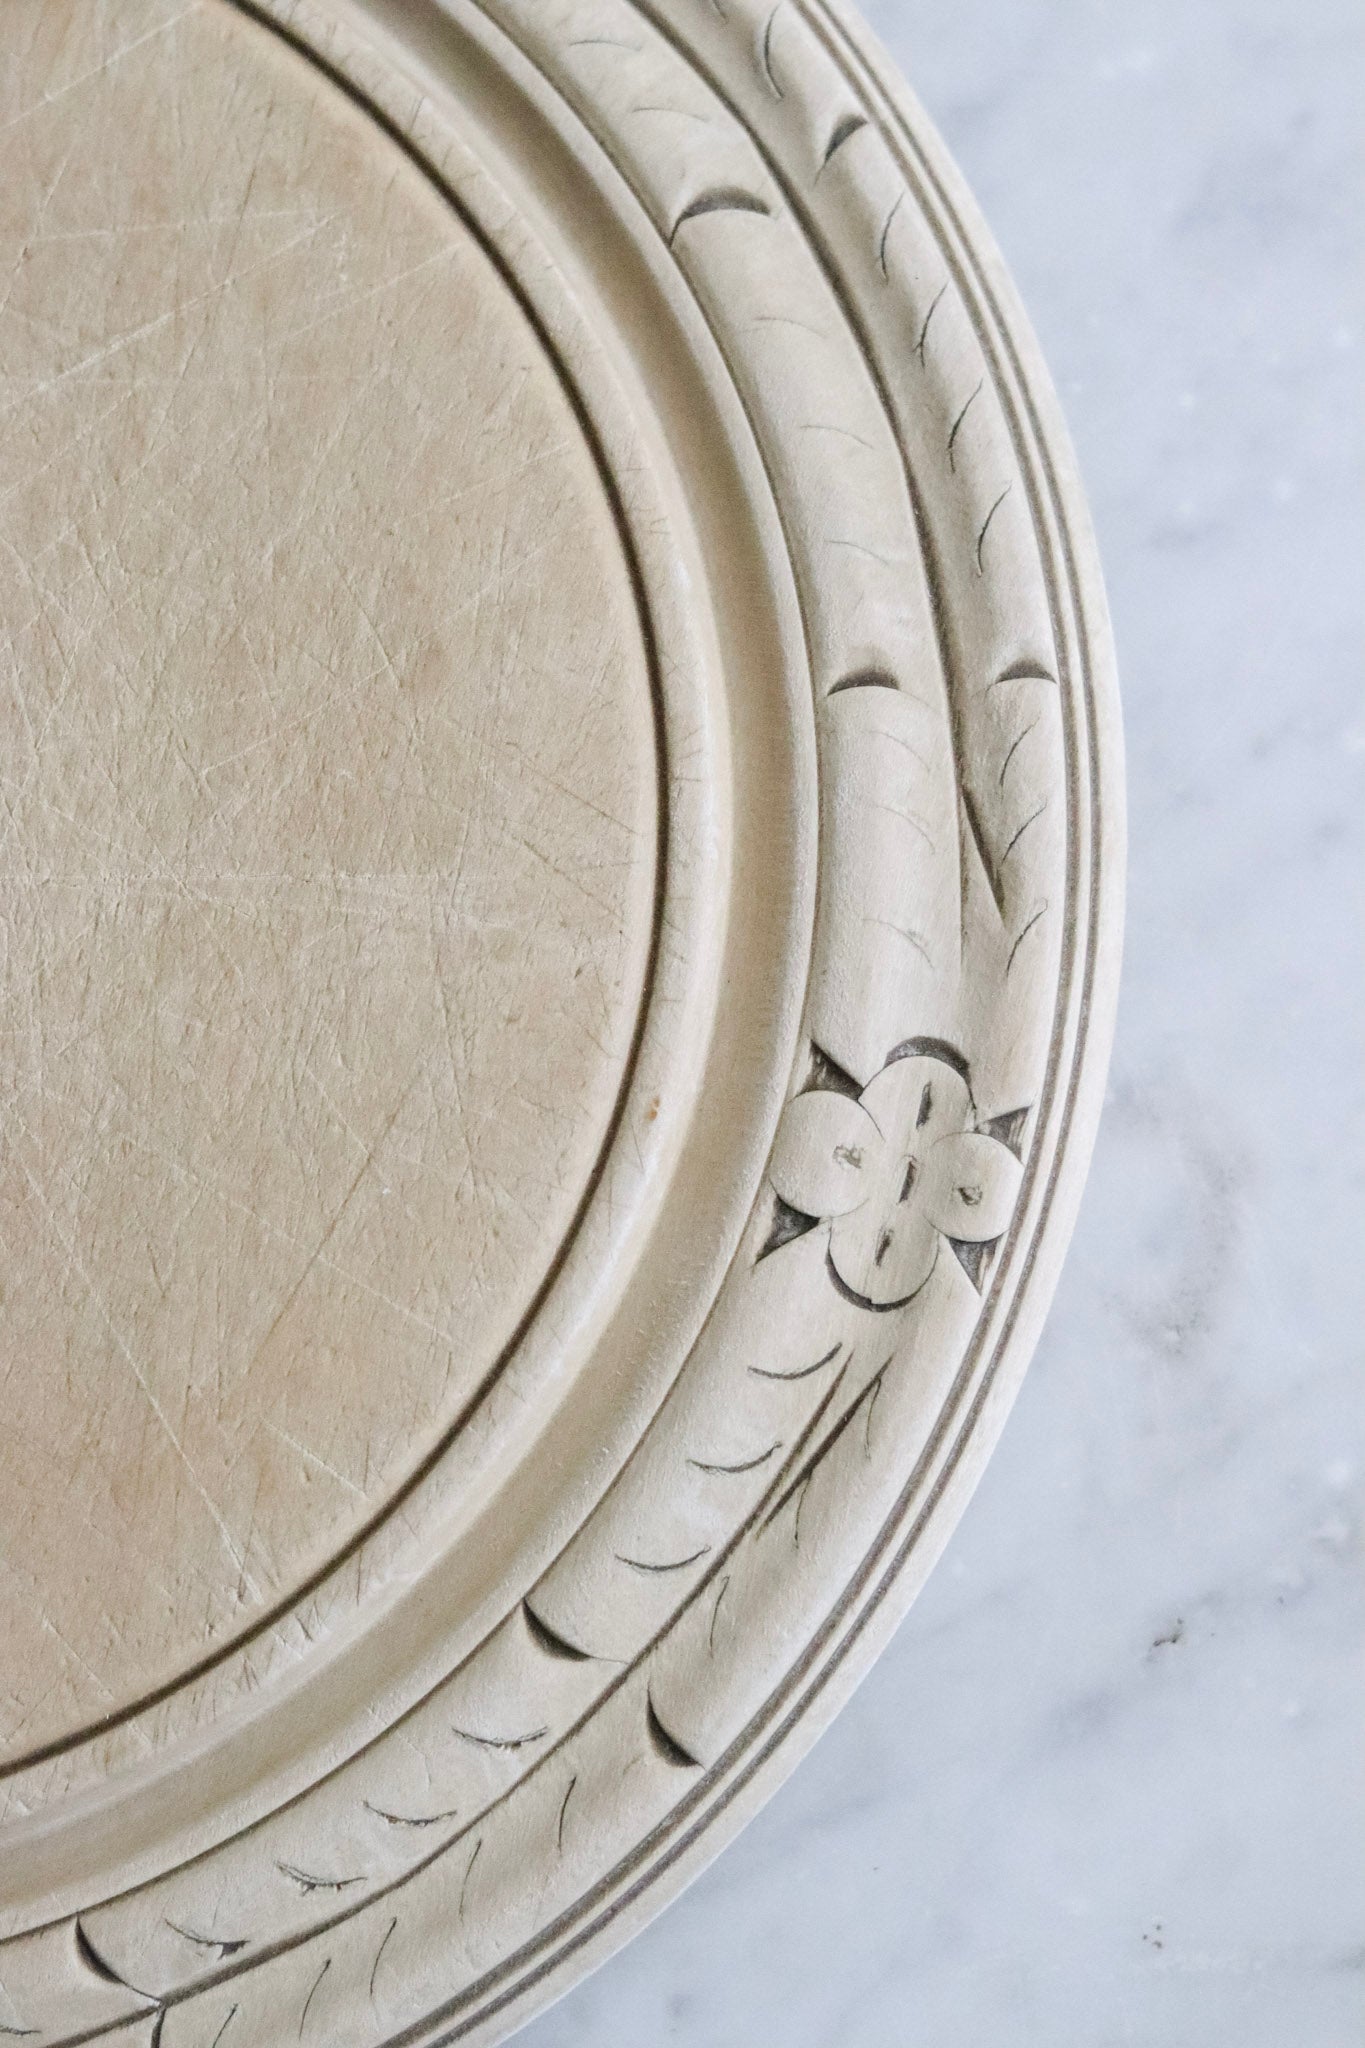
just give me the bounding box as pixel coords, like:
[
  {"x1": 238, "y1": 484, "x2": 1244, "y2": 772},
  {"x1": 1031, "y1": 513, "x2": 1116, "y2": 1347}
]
[{"x1": 0, "y1": 0, "x2": 656, "y2": 1764}]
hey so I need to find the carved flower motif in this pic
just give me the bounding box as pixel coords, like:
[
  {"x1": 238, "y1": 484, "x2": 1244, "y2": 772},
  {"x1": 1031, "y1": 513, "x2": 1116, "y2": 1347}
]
[{"x1": 768, "y1": 1045, "x2": 1023, "y2": 1310}]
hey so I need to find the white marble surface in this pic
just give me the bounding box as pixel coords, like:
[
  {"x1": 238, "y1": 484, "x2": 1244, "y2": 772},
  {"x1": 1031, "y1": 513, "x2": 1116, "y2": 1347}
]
[{"x1": 521, "y1": 1, "x2": 1364, "y2": 2042}]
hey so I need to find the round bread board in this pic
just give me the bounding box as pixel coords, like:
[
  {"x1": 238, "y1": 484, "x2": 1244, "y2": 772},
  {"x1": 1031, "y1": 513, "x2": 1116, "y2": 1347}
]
[{"x1": 0, "y1": 2, "x2": 1123, "y2": 2041}]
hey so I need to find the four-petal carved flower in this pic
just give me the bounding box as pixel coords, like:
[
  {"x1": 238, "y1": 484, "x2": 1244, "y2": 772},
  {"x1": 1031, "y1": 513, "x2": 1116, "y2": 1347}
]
[{"x1": 768, "y1": 1044, "x2": 1024, "y2": 1309}]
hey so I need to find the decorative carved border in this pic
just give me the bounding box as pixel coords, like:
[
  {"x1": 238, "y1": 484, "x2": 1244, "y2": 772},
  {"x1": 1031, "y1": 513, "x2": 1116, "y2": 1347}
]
[{"x1": 0, "y1": 2, "x2": 1121, "y2": 2041}]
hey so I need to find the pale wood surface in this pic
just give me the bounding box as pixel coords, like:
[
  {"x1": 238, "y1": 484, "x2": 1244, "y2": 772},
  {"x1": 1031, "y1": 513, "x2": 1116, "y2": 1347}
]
[
  {"x1": 0, "y1": 0, "x2": 655, "y2": 1763},
  {"x1": 0, "y1": 2, "x2": 1120, "y2": 2042}
]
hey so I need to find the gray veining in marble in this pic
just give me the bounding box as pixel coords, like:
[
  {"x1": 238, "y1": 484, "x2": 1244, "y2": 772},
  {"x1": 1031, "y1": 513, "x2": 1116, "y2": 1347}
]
[{"x1": 521, "y1": 0, "x2": 1364, "y2": 2041}]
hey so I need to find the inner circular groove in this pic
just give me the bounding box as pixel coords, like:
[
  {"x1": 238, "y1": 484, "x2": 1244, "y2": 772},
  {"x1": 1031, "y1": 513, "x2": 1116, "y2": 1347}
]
[{"x1": 0, "y1": 0, "x2": 818, "y2": 1937}]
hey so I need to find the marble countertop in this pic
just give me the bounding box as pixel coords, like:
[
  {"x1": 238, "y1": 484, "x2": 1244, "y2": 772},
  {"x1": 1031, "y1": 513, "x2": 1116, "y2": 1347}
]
[{"x1": 521, "y1": 0, "x2": 1363, "y2": 2042}]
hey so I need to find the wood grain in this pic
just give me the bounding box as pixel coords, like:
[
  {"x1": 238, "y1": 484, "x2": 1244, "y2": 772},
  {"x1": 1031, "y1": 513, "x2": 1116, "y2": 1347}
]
[
  {"x1": 0, "y1": 1, "x2": 1121, "y2": 2041},
  {"x1": 0, "y1": 0, "x2": 655, "y2": 1761}
]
